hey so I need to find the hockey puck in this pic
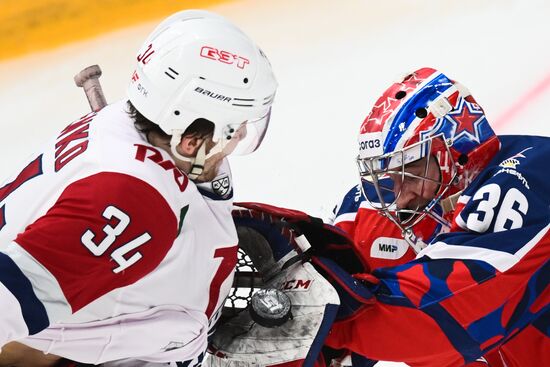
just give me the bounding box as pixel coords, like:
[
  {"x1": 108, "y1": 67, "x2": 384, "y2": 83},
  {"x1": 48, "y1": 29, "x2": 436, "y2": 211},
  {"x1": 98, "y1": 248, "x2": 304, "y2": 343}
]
[{"x1": 249, "y1": 288, "x2": 292, "y2": 327}]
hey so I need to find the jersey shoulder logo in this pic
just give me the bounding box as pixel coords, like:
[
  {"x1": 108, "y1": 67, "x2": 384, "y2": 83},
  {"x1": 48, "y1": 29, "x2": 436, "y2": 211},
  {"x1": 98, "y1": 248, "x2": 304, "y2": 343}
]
[
  {"x1": 498, "y1": 147, "x2": 533, "y2": 169},
  {"x1": 212, "y1": 174, "x2": 231, "y2": 198},
  {"x1": 494, "y1": 147, "x2": 533, "y2": 189}
]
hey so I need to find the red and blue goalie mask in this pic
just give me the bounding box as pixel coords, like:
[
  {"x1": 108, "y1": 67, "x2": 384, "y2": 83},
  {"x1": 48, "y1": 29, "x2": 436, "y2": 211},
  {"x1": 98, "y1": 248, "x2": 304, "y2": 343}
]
[{"x1": 356, "y1": 67, "x2": 500, "y2": 241}]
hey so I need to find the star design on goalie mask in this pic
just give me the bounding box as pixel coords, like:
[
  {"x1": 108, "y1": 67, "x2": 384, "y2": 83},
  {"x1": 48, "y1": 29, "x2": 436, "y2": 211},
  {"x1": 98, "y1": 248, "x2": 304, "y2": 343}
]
[
  {"x1": 446, "y1": 98, "x2": 485, "y2": 143},
  {"x1": 362, "y1": 84, "x2": 417, "y2": 133},
  {"x1": 361, "y1": 70, "x2": 437, "y2": 134},
  {"x1": 402, "y1": 71, "x2": 426, "y2": 84},
  {"x1": 362, "y1": 96, "x2": 398, "y2": 133}
]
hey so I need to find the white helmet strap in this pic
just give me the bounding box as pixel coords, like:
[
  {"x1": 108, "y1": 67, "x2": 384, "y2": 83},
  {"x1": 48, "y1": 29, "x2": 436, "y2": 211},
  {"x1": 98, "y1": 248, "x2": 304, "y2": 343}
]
[
  {"x1": 169, "y1": 131, "x2": 224, "y2": 180},
  {"x1": 188, "y1": 139, "x2": 207, "y2": 180}
]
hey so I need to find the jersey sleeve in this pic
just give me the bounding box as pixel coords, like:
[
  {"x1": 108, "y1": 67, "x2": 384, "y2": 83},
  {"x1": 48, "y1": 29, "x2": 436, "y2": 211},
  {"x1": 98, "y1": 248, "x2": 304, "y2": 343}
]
[
  {"x1": 14, "y1": 172, "x2": 179, "y2": 314},
  {"x1": 326, "y1": 156, "x2": 550, "y2": 366},
  {"x1": 0, "y1": 252, "x2": 49, "y2": 345}
]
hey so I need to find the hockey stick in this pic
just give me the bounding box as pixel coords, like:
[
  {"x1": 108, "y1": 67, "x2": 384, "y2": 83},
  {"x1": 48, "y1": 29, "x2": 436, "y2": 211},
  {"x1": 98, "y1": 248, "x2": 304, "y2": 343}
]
[{"x1": 74, "y1": 65, "x2": 107, "y2": 112}]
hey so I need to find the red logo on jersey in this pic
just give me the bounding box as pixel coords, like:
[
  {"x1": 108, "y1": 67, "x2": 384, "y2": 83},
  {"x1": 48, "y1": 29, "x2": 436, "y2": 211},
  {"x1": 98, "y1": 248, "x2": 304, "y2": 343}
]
[
  {"x1": 200, "y1": 46, "x2": 250, "y2": 69},
  {"x1": 134, "y1": 144, "x2": 189, "y2": 192},
  {"x1": 55, "y1": 113, "x2": 93, "y2": 172}
]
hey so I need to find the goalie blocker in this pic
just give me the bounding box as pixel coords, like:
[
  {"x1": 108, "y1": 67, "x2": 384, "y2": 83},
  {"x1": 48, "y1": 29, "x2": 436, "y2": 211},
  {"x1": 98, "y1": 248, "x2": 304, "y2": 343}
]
[{"x1": 206, "y1": 203, "x2": 377, "y2": 367}]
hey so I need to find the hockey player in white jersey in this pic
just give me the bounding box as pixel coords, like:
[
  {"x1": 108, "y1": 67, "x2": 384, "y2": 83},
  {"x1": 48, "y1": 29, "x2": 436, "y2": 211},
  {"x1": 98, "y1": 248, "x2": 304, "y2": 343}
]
[{"x1": 0, "y1": 9, "x2": 277, "y2": 366}]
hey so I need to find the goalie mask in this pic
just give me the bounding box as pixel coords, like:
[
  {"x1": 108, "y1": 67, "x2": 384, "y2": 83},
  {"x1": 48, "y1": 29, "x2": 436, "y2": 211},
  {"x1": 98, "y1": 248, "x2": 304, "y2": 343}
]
[
  {"x1": 127, "y1": 10, "x2": 277, "y2": 179},
  {"x1": 356, "y1": 68, "x2": 500, "y2": 247}
]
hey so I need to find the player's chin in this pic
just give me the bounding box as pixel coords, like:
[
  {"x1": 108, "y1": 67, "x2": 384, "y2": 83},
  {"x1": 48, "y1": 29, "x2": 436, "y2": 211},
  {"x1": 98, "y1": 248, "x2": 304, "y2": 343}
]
[
  {"x1": 193, "y1": 164, "x2": 221, "y2": 183},
  {"x1": 193, "y1": 172, "x2": 216, "y2": 183}
]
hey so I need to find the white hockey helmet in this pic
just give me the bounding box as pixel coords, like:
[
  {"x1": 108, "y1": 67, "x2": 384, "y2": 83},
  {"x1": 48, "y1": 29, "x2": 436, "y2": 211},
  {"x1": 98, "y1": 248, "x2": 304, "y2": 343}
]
[{"x1": 127, "y1": 10, "x2": 277, "y2": 158}]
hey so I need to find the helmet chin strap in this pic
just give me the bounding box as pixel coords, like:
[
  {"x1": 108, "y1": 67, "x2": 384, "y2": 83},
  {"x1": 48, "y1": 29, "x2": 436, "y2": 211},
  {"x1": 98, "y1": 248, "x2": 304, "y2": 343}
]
[{"x1": 169, "y1": 132, "x2": 223, "y2": 181}]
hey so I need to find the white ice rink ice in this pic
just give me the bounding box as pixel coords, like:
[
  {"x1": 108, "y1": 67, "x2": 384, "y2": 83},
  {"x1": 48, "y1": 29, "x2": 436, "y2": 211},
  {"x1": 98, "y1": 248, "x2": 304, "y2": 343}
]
[{"x1": 1, "y1": 1, "x2": 549, "y2": 366}]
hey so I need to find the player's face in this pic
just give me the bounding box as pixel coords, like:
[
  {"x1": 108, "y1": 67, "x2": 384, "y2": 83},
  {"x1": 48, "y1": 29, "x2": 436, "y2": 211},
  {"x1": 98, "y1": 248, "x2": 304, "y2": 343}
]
[{"x1": 391, "y1": 156, "x2": 441, "y2": 211}]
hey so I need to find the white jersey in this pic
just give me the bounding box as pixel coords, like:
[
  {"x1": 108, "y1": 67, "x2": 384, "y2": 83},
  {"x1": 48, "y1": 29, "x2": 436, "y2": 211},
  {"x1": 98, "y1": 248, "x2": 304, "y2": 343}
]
[{"x1": 0, "y1": 101, "x2": 238, "y2": 364}]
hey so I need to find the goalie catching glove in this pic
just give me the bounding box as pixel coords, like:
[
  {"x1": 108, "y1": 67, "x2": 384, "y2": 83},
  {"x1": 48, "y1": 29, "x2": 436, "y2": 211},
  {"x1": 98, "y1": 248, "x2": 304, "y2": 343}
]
[{"x1": 206, "y1": 203, "x2": 376, "y2": 367}]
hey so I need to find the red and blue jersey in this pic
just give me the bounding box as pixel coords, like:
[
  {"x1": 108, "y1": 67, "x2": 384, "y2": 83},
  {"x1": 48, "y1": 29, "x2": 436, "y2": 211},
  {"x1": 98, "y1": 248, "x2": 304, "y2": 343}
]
[{"x1": 326, "y1": 135, "x2": 550, "y2": 366}]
